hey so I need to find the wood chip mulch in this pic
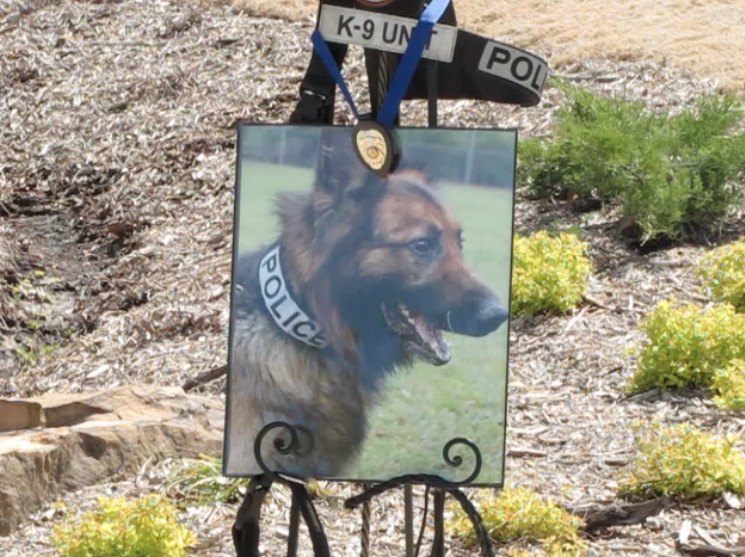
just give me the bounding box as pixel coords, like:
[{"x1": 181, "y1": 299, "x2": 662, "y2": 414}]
[{"x1": 1, "y1": 0, "x2": 744, "y2": 555}]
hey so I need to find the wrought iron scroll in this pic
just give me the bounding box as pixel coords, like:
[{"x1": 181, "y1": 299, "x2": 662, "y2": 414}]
[
  {"x1": 442, "y1": 437, "x2": 482, "y2": 485},
  {"x1": 253, "y1": 421, "x2": 315, "y2": 481}
]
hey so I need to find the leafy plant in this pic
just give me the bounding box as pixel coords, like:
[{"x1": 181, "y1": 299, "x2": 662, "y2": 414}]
[
  {"x1": 511, "y1": 230, "x2": 591, "y2": 317},
  {"x1": 518, "y1": 84, "x2": 745, "y2": 243},
  {"x1": 618, "y1": 421, "x2": 745, "y2": 499},
  {"x1": 163, "y1": 455, "x2": 322, "y2": 507},
  {"x1": 712, "y1": 359, "x2": 745, "y2": 411},
  {"x1": 447, "y1": 484, "x2": 586, "y2": 557},
  {"x1": 164, "y1": 455, "x2": 247, "y2": 506},
  {"x1": 698, "y1": 238, "x2": 745, "y2": 311},
  {"x1": 51, "y1": 493, "x2": 195, "y2": 557},
  {"x1": 15, "y1": 346, "x2": 36, "y2": 364},
  {"x1": 626, "y1": 300, "x2": 745, "y2": 394}
]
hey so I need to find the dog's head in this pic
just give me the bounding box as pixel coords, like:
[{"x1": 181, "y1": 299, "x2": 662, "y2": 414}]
[{"x1": 276, "y1": 130, "x2": 508, "y2": 368}]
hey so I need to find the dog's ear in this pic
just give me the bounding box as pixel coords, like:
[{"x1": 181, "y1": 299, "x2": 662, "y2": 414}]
[
  {"x1": 313, "y1": 129, "x2": 382, "y2": 212},
  {"x1": 390, "y1": 166, "x2": 439, "y2": 190}
]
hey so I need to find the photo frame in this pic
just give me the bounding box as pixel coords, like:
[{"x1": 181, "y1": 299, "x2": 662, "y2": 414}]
[{"x1": 223, "y1": 122, "x2": 517, "y2": 487}]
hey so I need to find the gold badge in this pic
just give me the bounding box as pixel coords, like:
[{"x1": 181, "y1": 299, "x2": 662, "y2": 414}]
[
  {"x1": 356, "y1": 128, "x2": 387, "y2": 171},
  {"x1": 352, "y1": 119, "x2": 400, "y2": 177}
]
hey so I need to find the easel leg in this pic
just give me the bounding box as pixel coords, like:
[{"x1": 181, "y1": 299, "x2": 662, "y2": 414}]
[
  {"x1": 232, "y1": 475, "x2": 273, "y2": 557},
  {"x1": 427, "y1": 60, "x2": 438, "y2": 128},
  {"x1": 365, "y1": 50, "x2": 401, "y2": 125},
  {"x1": 404, "y1": 484, "x2": 414, "y2": 557},
  {"x1": 360, "y1": 483, "x2": 372, "y2": 557},
  {"x1": 287, "y1": 490, "x2": 300, "y2": 557},
  {"x1": 430, "y1": 490, "x2": 446, "y2": 557}
]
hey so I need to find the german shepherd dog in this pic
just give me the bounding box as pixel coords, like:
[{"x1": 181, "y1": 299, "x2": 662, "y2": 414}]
[{"x1": 225, "y1": 129, "x2": 508, "y2": 478}]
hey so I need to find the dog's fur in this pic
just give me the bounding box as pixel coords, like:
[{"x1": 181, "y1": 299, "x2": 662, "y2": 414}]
[{"x1": 225, "y1": 131, "x2": 508, "y2": 477}]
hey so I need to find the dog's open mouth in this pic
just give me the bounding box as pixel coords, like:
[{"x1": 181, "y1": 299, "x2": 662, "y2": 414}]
[{"x1": 382, "y1": 303, "x2": 451, "y2": 365}]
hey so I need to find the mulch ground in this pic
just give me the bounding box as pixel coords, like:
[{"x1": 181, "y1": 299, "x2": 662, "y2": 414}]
[{"x1": 1, "y1": 0, "x2": 744, "y2": 555}]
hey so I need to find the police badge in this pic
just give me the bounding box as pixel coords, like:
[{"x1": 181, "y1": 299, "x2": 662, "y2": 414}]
[{"x1": 352, "y1": 119, "x2": 401, "y2": 176}]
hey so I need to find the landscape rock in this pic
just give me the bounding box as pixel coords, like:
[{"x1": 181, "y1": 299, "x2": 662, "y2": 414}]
[
  {"x1": 0, "y1": 401, "x2": 44, "y2": 433},
  {"x1": 0, "y1": 385, "x2": 225, "y2": 536}
]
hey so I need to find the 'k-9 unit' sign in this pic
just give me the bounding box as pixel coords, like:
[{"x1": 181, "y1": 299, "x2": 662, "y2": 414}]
[
  {"x1": 224, "y1": 123, "x2": 517, "y2": 487},
  {"x1": 318, "y1": 4, "x2": 458, "y2": 63}
]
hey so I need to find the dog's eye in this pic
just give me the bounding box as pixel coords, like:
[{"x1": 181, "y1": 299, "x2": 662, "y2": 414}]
[{"x1": 410, "y1": 238, "x2": 435, "y2": 255}]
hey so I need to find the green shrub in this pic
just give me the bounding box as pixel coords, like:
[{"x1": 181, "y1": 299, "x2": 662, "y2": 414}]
[
  {"x1": 51, "y1": 494, "x2": 195, "y2": 557},
  {"x1": 712, "y1": 359, "x2": 745, "y2": 411},
  {"x1": 626, "y1": 300, "x2": 745, "y2": 394},
  {"x1": 698, "y1": 239, "x2": 745, "y2": 311},
  {"x1": 511, "y1": 230, "x2": 591, "y2": 317},
  {"x1": 618, "y1": 421, "x2": 745, "y2": 499},
  {"x1": 447, "y1": 484, "x2": 586, "y2": 557},
  {"x1": 518, "y1": 84, "x2": 745, "y2": 243}
]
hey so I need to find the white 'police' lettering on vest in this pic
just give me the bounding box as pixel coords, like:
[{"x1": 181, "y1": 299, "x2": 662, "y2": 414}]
[
  {"x1": 477, "y1": 40, "x2": 548, "y2": 94},
  {"x1": 259, "y1": 246, "x2": 328, "y2": 349}
]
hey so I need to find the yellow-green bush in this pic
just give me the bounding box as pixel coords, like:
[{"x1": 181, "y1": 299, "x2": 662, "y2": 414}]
[
  {"x1": 447, "y1": 484, "x2": 586, "y2": 557},
  {"x1": 618, "y1": 421, "x2": 745, "y2": 499},
  {"x1": 626, "y1": 300, "x2": 745, "y2": 394},
  {"x1": 52, "y1": 494, "x2": 195, "y2": 557},
  {"x1": 712, "y1": 359, "x2": 745, "y2": 411},
  {"x1": 511, "y1": 231, "x2": 592, "y2": 317},
  {"x1": 698, "y1": 239, "x2": 745, "y2": 311}
]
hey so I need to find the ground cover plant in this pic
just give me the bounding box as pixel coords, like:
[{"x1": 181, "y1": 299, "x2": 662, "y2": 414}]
[
  {"x1": 51, "y1": 494, "x2": 195, "y2": 557},
  {"x1": 510, "y1": 230, "x2": 591, "y2": 317},
  {"x1": 164, "y1": 455, "x2": 247, "y2": 506},
  {"x1": 698, "y1": 238, "x2": 745, "y2": 311},
  {"x1": 162, "y1": 455, "x2": 323, "y2": 506},
  {"x1": 625, "y1": 300, "x2": 745, "y2": 396},
  {"x1": 518, "y1": 83, "x2": 745, "y2": 243},
  {"x1": 447, "y1": 484, "x2": 586, "y2": 557},
  {"x1": 618, "y1": 421, "x2": 745, "y2": 500}
]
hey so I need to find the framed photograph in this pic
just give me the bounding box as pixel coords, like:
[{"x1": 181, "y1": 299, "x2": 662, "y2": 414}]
[{"x1": 223, "y1": 123, "x2": 516, "y2": 487}]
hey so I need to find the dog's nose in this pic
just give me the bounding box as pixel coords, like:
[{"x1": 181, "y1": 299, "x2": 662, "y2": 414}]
[
  {"x1": 471, "y1": 296, "x2": 509, "y2": 336},
  {"x1": 448, "y1": 294, "x2": 509, "y2": 337}
]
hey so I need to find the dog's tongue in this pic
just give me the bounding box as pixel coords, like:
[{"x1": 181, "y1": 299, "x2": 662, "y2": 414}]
[{"x1": 412, "y1": 314, "x2": 451, "y2": 363}]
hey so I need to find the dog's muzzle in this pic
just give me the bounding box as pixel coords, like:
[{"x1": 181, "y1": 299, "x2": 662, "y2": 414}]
[{"x1": 448, "y1": 294, "x2": 509, "y2": 337}]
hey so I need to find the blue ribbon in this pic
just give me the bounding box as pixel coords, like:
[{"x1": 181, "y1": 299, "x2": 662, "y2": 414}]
[
  {"x1": 311, "y1": 28, "x2": 361, "y2": 119},
  {"x1": 311, "y1": 0, "x2": 452, "y2": 128}
]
